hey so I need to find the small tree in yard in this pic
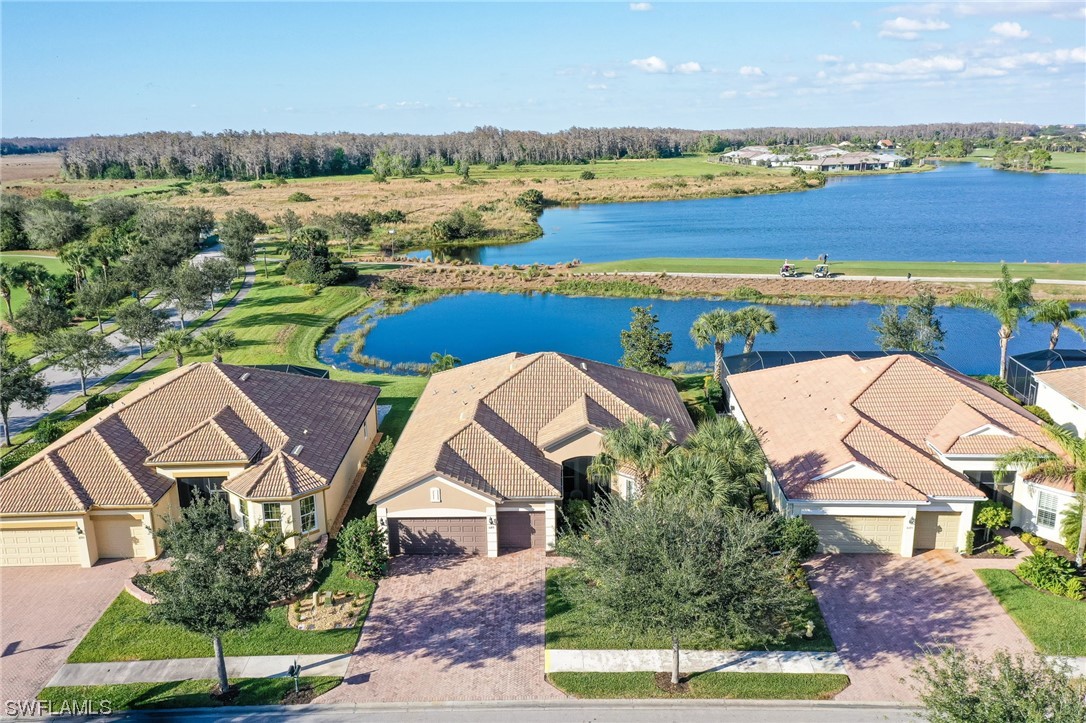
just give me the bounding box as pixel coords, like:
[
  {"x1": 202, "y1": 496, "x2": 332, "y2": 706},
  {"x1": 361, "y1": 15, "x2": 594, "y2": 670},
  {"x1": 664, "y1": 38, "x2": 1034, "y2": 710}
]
[
  {"x1": 558, "y1": 496, "x2": 808, "y2": 686},
  {"x1": 338, "y1": 517, "x2": 389, "y2": 580},
  {"x1": 0, "y1": 331, "x2": 48, "y2": 446},
  {"x1": 35, "y1": 328, "x2": 122, "y2": 396},
  {"x1": 200, "y1": 257, "x2": 237, "y2": 308},
  {"x1": 115, "y1": 301, "x2": 167, "y2": 359},
  {"x1": 151, "y1": 497, "x2": 312, "y2": 695},
  {"x1": 620, "y1": 305, "x2": 672, "y2": 374},
  {"x1": 157, "y1": 329, "x2": 191, "y2": 368},
  {"x1": 912, "y1": 647, "x2": 1085, "y2": 723},
  {"x1": 975, "y1": 500, "x2": 1012, "y2": 544},
  {"x1": 195, "y1": 328, "x2": 238, "y2": 363}
]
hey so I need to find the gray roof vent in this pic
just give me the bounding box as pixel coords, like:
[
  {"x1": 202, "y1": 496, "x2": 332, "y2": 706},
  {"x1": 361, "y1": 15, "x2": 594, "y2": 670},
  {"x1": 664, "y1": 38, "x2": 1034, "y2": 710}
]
[
  {"x1": 581, "y1": 362, "x2": 588, "y2": 371},
  {"x1": 240, "y1": 372, "x2": 251, "y2": 382},
  {"x1": 292, "y1": 444, "x2": 304, "y2": 456}
]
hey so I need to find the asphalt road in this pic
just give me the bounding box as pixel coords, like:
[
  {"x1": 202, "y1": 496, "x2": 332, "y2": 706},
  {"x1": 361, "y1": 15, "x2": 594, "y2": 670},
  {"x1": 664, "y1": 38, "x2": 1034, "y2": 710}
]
[{"x1": 46, "y1": 701, "x2": 923, "y2": 723}]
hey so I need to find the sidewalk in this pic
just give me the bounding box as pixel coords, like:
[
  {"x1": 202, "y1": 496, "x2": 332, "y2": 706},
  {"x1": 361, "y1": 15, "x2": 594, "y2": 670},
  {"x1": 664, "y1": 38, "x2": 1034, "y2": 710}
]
[
  {"x1": 47, "y1": 653, "x2": 351, "y2": 687},
  {"x1": 544, "y1": 649, "x2": 846, "y2": 675}
]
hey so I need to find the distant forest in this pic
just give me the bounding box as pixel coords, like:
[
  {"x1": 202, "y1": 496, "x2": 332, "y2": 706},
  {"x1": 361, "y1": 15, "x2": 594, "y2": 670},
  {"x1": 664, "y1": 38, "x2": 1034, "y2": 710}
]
[{"x1": 0, "y1": 122, "x2": 1052, "y2": 180}]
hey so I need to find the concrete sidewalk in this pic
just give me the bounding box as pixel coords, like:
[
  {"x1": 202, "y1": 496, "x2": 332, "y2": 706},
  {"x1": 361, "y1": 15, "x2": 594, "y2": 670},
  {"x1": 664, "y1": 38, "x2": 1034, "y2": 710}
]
[
  {"x1": 544, "y1": 649, "x2": 846, "y2": 675},
  {"x1": 47, "y1": 653, "x2": 351, "y2": 687}
]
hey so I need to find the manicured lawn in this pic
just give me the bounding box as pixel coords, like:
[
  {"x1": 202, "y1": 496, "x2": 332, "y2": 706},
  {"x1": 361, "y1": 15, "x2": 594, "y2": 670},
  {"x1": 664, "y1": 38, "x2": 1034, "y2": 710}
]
[
  {"x1": 68, "y1": 591, "x2": 366, "y2": 663},
  {"x1": 547, "y1": 672, "x2": 849, "y2": 700},
  {"x1": 971, "y1": 148, "x2": 1086, "y2": 174},
  {"x1": 38, "y1": 677, "x2": 341, "y2": 711},
  {"x1": 545, "y1": 567, "x2": 835, "y2": 652},
  {"x1": 579, "y1": 257, "x2": 1086, "y2": 281},
  {"x1": 0, "y1": 251, "x2": 69, "y2": 315},
  {"x1": 976, "y1": 569, "x2": 1086, "y2": 656}
]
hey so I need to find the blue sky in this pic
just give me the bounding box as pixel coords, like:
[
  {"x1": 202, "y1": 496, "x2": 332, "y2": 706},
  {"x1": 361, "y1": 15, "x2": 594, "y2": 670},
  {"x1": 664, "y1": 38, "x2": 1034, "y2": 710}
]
[{"x1": 2, "y1": 1, "x2": 1084, "y2": 137}]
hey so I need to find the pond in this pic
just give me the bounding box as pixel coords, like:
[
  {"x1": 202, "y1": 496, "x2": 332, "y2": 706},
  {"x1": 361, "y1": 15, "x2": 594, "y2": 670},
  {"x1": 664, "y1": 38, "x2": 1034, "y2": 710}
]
[
  {"x1": 409, "y1": 162, "x2": 1086, "y2": 265},
  {"x1": 318, "y1": 292, "x2": 1084, "y2": 377}
]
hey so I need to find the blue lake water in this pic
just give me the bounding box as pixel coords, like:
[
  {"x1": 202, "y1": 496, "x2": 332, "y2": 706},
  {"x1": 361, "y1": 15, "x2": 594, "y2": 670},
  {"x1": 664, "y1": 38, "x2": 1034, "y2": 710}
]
[
  {"x1": 318, "y1": 292, "x2": 1085, "y2": 377},
  {"x1": 411, "y1": 162, "x2": 1086, "y2": 265}
]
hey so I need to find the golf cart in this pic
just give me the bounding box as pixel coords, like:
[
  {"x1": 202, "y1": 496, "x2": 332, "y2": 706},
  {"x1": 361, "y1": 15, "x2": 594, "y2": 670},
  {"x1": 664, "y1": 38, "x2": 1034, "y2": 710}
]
[
  {"x1": 779, "y1": 262, "x2": 797, "y2": 277},
  {"x1": 813, "y1": 263, "x2": 830, "y2": 278}
]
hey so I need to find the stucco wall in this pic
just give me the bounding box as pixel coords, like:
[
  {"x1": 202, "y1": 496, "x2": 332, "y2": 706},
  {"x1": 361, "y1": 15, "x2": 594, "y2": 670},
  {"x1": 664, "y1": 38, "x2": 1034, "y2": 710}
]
[
  {"x1": 1035, "y1": 382, "x2": 1086, "y2": 439},
  {"x1": 542, "y1": 430, "x2": 603, "y2": 464},
  {"x1": 1013, "y1": 480, "x2": 1078, "y2": 545},
  {"x1": 323, "y1": 404, "x2": 379, "y2": 527},
  {"x1": 381, "y1": 476, "x2": 493, "y2": 516}
]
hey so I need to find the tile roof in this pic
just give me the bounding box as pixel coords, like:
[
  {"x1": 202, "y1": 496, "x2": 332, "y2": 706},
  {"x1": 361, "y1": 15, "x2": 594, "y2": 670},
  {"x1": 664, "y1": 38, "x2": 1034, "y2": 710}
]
[
  {"x1": 222, "y1": 451, "x2": 328, "y2": 500},
  {"x1": 0, "y1": 363, "x2": 379, "y2": 514},
  {"x1": 727, "y1": 354, "x2": 1066, "y2": 502},
  {"x1": 371, "y1": 352, "x2": 695, "y2": 503},
  {"x1": 1035, "y1": 367, "x2": 1086, "y2": 406}
]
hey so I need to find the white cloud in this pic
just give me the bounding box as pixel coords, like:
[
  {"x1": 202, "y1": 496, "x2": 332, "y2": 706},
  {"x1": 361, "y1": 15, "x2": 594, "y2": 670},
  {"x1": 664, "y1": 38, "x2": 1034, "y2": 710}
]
[
  {"x1": 629, "y1": 2, "x2": 652, "y2": 10},
  {"x1": 955, "y1": 2, "x2": 1080, "y2": 18},
  {"x1": 448, "y1": 97, "x2": 478, "y2": 109},
  {"x1": 719, "y1": 90, "x2": 738, "y2": 99},
  {"x1": 879, "y1": 16, "x2": 951, "y2": 40},
  {"x1": 601, "y1": 70, "x2": 618, "y2": 79},
  {"x1": 816, "y1": 54, "x2": 843, "y2": 62},
  {"x1": 587, "y1": 83, "x2": 608, "y2": 90},
  {"x1": 631, "y1": 55, "x2": 669, "y2": 73},
  {"x1": 961, "y1": 66, "x2": 1009, "y2": 77},
  {"x1": 990, "y1": 21, "x2": 1030, "y2": 38},
  {"x1": 851, "y1": 20, "x2": 862, "y2": 30},
  {"x1": 746, "y1": 89, "x2": 778, "y2": 98},
  {"x1": 739, "y1": 65, "x2": 764, "y2": 76},
  {"x1": 674, "y1": 61, "x2": 702, "y2": 74},
  {"x1": 985, "y1": 46, "x2": 1086, "y2": 69}
]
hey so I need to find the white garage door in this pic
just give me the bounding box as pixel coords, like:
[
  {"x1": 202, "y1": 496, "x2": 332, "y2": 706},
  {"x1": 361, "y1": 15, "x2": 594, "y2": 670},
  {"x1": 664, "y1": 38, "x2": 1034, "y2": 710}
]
[
  {"x1": 0, "y1": 525, "x2": 83, "y2": 566},
  {"x1": 914, "y1": 512, "x2": 961, "y2": 552},
  {"x1": 94, "y1": 514, "x2": 147, "y2": 559},
  {"x1": 804, "y1": 515, "x2": 903, "y2": 554}
]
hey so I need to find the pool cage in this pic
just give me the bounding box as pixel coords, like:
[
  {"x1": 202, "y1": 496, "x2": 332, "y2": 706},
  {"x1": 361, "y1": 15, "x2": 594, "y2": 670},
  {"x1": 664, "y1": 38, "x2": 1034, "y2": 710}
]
[
  {"x1": 721, "y1": 350, "x2": 950, "y2": 376},
  {"x1": 1005, "y1": 349, "x2": 1086, "y2": 404}
]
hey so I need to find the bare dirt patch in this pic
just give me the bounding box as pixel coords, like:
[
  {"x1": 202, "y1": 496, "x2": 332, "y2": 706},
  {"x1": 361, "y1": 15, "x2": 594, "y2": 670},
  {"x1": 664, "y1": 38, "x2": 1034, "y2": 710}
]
[
  {"x1": 654, "y1": 672, "x2": 691, "y2": 694},
  {"x1": 1, "y1": 153, "x2": 63, "y2": 182}
]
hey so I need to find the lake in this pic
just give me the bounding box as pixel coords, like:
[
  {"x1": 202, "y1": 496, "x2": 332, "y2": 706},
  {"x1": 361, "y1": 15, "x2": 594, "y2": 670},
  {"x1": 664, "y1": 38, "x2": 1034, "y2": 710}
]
[
  {"x1": 318, "y1": 292, "x2": 1084, "y2": 377},
  {"x1": 410, "y1": 162, "x2": 1086, "y2": 265}
]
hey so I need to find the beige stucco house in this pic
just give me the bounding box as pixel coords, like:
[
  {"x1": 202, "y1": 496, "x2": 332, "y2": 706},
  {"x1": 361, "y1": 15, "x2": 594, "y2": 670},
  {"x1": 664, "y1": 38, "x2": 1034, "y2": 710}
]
[
  {"x1": 727, "y1": 353, "x2": 1075, "y2": 555},
  {"x1": 1033, "y1": 367, "x2": 1086, "y2": 438},
  {"x1": 370, "y1": 352, "x2": 694, "y2": 557},
  {"x1": 0, "y1": 363, "x2": 379, "y2": 567}
]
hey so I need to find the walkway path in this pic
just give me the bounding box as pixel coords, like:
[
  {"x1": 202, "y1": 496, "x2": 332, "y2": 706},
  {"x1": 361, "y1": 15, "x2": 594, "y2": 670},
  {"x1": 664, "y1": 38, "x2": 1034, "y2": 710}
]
[
  {"x1": 545, "y1": 649, "x2": 846, "y2": 675},
  {"x1": 4, "y1": 250, "x2": 254, "y2": 435},
  {"x1": 614, "y1": 270, "x2": 1086, "y2": 286},
  {"x1": 47, "y1": 653, "x2": 351, "y2": 687}
]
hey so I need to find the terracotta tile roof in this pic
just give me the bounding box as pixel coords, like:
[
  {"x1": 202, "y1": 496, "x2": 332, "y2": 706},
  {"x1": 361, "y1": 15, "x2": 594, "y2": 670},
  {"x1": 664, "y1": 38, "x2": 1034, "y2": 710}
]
[
  {"x1": 727, "y1": 354, "x2": 1061, "y2": 503},
  {"x1": 1, "y1": 363, "x2": 379, "y2": 514},
  {"x1": 371, "y1": 352, "x2": 695, "y2": 503},
  {"x1": 1035, "y1": 367, "x2": 1086, "y2": 406},
  {"x1": 222, "y1": 451, "x2": 328, "y2": 500}
]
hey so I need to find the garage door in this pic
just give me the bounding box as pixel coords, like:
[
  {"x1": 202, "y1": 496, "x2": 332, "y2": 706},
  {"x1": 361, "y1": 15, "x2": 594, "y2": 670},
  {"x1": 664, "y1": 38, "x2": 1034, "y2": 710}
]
[
  {"x1": 804, "y1": 515, "x2": 903, "y2": 554},
  {"x1": 0, "y1": 525, "x2": 83, "y2": 566},
  {"x1": 498, "y1": 511, "x2": 545, "y2": 550},
  {"x1": 390, "y1": 517, "x2": 486, "y2": 555},
  {"x1": 94, "y1": 514, "x2": 147, "y2": 559},
  {"x1": 914, "y1": 512, "x2": 960, "y2": 552}
]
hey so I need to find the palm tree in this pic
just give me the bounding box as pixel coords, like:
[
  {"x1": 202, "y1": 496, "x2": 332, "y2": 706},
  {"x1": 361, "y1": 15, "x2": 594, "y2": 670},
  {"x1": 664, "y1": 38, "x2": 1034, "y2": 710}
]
[
  {"x1": 732, "y1": 305, "x2": 779, "y2": 354},
  {"x1": 996, "y1": 424, "x2": 1086, "y2": 566},
  {"x1": 58, "y1": 241, "x2": 96, "y2": 290},
  {"x1": 157, "y1": 329, "x2": 191, "y2": 368},
  {"x1": 690, "y1": 309, "x2": 734, "y2": 382},
  {"x1": 196, "y1": 329, "x2": 238, "y2": 363},
  {"x1": 429, "y1": 352, "x2": 461, "y2": 373},
  {"x1": 953, "y1": 264, "x2": 1034, "y2": 380},
  {"x1": 10, "y1": 262, "x2": 52, "y2": 301},
  {"x1": 588, "y1": 418, "x2": 676, "y2": 497},
  {"x1": 1029, "y1": 299, "x2": 1086, "y2": 350},
  {"x1": 684, "y1": 415, "x2": 768, "y2": 493},
  {"x1": 652, "y1": 453, "x2": 749, "y2": 509}
]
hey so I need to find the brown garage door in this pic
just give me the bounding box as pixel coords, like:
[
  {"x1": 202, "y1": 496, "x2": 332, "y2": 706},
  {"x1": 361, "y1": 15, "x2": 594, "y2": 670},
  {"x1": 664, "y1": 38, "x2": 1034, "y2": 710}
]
[
  {"x1": 390, "y1": 517, "x2": 486, "y2": 555},
  {"x1": 498, "y1": 511, "x2": 545, "y2": 550}
]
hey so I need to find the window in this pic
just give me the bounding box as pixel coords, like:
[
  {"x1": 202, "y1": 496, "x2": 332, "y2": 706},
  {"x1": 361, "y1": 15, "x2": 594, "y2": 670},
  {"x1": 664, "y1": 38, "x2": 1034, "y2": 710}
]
[
  {"x1": 965, "y1": 470, "x2": 1015, "y2": 509},
  {"x1": 1037, "y1": 491, "x2": 1058, "y2": 529},
  {"x1": 430, "y1": 487, "x2": 442, "y2": 503},
  {"x1": 237, "y1": 501, "x2": 250, "y2": 530},
  {"x1": 262, "y1": 503, "x2": 281, "y2": 530},
  {"x1": 300, "y1": 496, "x2": 317, "y2": 532}
]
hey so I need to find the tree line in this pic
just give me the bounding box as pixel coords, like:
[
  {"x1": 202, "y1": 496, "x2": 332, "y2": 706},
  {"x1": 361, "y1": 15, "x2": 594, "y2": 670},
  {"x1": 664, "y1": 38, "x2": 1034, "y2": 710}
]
[{"x1": 43, "y1": 123, "x2": 1041, "y2": 180}]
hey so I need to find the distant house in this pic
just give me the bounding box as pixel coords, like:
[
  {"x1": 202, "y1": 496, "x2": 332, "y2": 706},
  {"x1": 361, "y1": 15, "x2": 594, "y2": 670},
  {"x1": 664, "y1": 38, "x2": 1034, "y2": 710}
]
[
  {"x1": 1007, "y1": 349, "x2": 1086, "y2": 438},
  {"x1": 727, "y1": 353, "x2": 1075, "y2": 554},
  {"x1": 0, "y1": 364, "x2": 380, "y2": 567},
  {"x1": 877, "y1": 139, "x2": 894, "y2": 149},
  {"x1": 719, "y1": 144, "x2": 906, "y2": 171},
  {"x1": 370, "y1": 352, "x2": 694, "y2": 557}
]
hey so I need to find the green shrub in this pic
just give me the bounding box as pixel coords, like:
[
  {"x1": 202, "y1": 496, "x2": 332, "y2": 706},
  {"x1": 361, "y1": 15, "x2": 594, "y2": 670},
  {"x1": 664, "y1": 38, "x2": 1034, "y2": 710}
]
[
  {"x1": 209, "y1": 184, "x2": 229, "y2": 196},
  {"x1": 562, "y1": 499, "x2": 592, "y2": 534},
  {"x1": 1017, "y1": 549, "x2": 1078, "y2": 597},
  {"x1": 287, "y1": 192, "x2": 315, "y2": 203},
  {"x1": 963, "y1": 529, "x2": 975, "y2": 555},
  {"x1": 774, "y1": 517, "x2": 820, "y2": 561},
  {"x1": 750, "y1": 491, "x2": 770, "y2": 515},
  {"x1": 1023, "y1": 405, "x2": 1054, "y2": 424},
  {"x1": 731, "y1": 286, "x2": 764, "y2": 301},
  {"x1": 993, "y1": 543, "x2": 1016, "y2": 557},
  {"x1": 579, "y1": 170, "x2": 596, "y2": 180},
  {"x1": 976, "y1": 501, "x2": 1012, "y2": 541},
  {"x1": 1065, "y1": 577, "x2": 1084, "y2": 601},
  {"x1": 85, "y1": 395, "x2": 111, "y2": 413},
  {"x1": 34, "y1": 420, "x2": 64, "y2": 445},
  {"x1": 337, "y1": 516, "x2": 389, "y2": 580},
  {"x1": 514, "y1": 189, "x2": 545, "y2": 214}
]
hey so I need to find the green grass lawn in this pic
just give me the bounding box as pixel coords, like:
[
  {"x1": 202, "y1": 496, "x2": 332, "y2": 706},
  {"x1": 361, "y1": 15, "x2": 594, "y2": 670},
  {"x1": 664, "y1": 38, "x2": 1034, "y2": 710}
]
[
  {"x1": 547, "y1": 671, "x2": 849, "y2": 700},
  {"x1": 38, "y1": 677, "x2": 341, "y2": 711},
  {"x1": 545, "y1": 568, "x2": 835, "y2": 652},
  {"x1": 0, "y1": 251, "x2": 70, "y2": 316},
  {"x1": 976, "y1": 569, "x2": 1086, "y2": 656},
  {"x1": 579, "y1": 257, "x2": 1086, "y2": 281},
  {"x1": 971, "y1": 148, "x2": 1086, "y2": 174},
  {"x1": 68, "y1": 589, "x2": 366, "y2": 663}
]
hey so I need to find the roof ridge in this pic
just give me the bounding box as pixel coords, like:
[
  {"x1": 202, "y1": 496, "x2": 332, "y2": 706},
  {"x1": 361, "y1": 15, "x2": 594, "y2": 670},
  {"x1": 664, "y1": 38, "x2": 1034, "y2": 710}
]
[
  {"x1": 846, "y1": 354, "x2": 901, "y2": 407},
  {"x1": 464, "y1": 417, "x2": 548, "y2": 487},
  {"x1": 557, "y1": 354, "x2": 643, "y2": 420},
  {"x1": 208, "y1": 363, "x2": 289, "y2": 445},
  {"x1": 146, "y1": 407, "x2": 248, "y2": 462},
  {"x1": 281, "y1": 449, "x2": 328, "y2": 485},
  {"x1": 42, "y1": 452, "x2": 91, "y2": 510},
  {"x1": 92, "y1": 428, "x2": 153, "y2": 504}
]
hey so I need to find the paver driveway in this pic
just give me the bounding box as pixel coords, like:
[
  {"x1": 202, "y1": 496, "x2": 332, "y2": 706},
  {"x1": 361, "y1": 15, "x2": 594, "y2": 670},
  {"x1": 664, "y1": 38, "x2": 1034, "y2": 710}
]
[
  {"x1": 320, "y1": 551, "x2": 564, "y2": 702},
  {"x1": 807, "y1": 550, "x2": 1034, "y2": 703},
  {"x1": 0, "y1": 559, "x2": 143, "y2": 705}
]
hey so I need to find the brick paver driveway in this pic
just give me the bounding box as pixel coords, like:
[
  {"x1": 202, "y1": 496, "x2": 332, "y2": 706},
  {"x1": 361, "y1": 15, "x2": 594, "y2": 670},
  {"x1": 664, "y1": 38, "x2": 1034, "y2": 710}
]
[
  {"x1": 807, "y1": 550, "x2": 1033, "y2": 703},
  {"x1": 1, "y1": 559, "x2": 142, "y2": 705},
  {"x1": 320, "y1": 550, "x2": 564, "y2": 702}
]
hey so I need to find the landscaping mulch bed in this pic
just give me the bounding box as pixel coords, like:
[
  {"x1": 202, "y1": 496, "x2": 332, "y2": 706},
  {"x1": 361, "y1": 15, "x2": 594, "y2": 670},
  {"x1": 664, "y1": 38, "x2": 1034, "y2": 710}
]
[
  {"x1": 653, "y1": 672, "x2": 690, "y2": 694},
  {"x1": 280, "y1": 685, "x2": 319, "y2": 705}
]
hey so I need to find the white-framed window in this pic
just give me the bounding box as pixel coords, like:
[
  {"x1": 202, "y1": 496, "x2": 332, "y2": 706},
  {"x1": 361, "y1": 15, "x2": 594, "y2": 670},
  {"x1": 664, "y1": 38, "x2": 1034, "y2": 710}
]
[
  {"x1": 238, "y1": 501, "x2": 250, "y2": 530},
  {"x1": 262, "y1": 502, "x2": 281, "y2": 530},
  {"x1": 430, "y1": 487, "x2": 442, "y2": 503},
  {"x1": 1037, "y1": 491, "x2": 1058, "y2": 529},
  {"x1": 300, "y1": 495, "x2": 317, "y2": 532}
]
